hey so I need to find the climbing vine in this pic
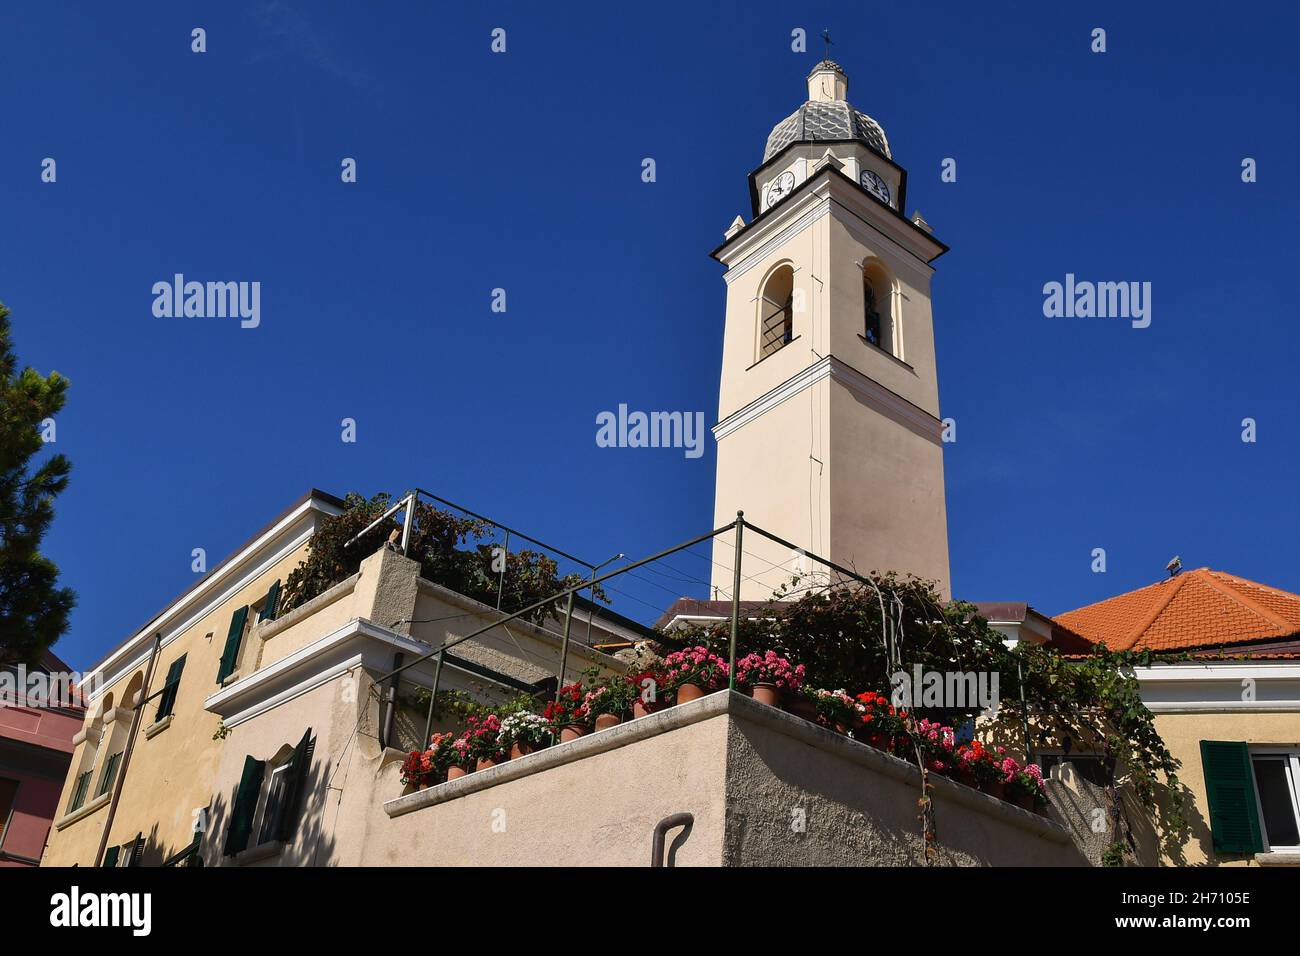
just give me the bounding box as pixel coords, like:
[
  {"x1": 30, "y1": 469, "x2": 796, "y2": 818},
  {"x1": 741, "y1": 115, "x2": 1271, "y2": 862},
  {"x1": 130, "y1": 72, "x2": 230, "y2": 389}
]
[
  {"x1": 280, "y1": 492, "x2": 603, "y2": 625},
  {"x1": 668, "y1": 572, "x2": 1190, "y2": 861}
]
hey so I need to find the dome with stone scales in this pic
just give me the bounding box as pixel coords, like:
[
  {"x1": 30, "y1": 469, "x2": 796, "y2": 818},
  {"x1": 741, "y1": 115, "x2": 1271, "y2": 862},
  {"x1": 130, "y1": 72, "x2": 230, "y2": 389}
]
[{"x1": 762, "y1": 60, "x2": 891, "y2": 163}]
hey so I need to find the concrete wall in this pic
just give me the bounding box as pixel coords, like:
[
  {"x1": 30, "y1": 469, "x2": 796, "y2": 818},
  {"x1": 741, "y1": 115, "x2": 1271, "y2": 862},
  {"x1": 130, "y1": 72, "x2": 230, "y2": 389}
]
[
  {"x1": 719, "y1": 694, "x2": 1083, "y2": 866},
  {"x1": 369, "y1": 710, "x2": 730, "y2": 867},
  {"x1": 366, "y1": 692, "x2": 1085, "y2": 867}
]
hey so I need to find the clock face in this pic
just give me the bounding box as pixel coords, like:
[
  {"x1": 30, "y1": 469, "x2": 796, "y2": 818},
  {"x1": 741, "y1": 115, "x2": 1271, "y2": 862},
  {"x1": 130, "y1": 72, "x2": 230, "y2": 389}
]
[
  {"x1": 860, "y1": 169, "x2": 891, "y2": 205},
  {"x1": 765, "y1": 171, "x2": 796, "y2": 208}
]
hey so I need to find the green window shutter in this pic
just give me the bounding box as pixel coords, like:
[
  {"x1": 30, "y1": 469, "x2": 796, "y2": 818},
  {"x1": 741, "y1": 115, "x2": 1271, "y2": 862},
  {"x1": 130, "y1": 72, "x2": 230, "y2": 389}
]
[
  {"x1": 259, "y1": 580, "x2": 282, "y2": 622},
  {"x1": 224, "y1": 755, "x2": 265, "y2": 856},
  {"x1": 69, "y1": 770, "x2": 91, "y2": 812},
  {"x1": 216, "y1": 606, "x2": 250, "y2": 684},
  {"x1": 128, "y1": 832, "x2": 145, "y2": 867},
  {"x1": 274, "y1": 728, "x2": 315, "y2": 842},
  {"x1": 156, "y1": 655, "x2": 187, "y2": 719},
  {"x1": 1200, "y1": 740, "x2": 1264, "y2": 854},
  {"x1": 96, "y1": 752, "x2": 122, "y2": 797},
  {"x1": 101, "y1": 845, "x2": 120, "y2": 868}
]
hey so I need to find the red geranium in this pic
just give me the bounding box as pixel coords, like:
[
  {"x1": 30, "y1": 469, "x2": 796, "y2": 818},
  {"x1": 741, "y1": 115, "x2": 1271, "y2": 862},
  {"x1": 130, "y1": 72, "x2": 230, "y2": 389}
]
[
  {"x1": 543, "y1": 681, "x2": 589, "y2": 729},
  {"x1": 465, "y1": 713, "x2": 505, "y2": 762}
]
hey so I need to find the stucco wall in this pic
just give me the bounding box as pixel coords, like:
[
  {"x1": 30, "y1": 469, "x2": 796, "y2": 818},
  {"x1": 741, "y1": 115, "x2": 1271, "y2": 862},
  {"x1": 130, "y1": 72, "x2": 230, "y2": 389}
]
[
  {"x1": 367, "y1": 712, "x2": 730, "y2": 866},
  {"x1": 364, "y1": 692, "x2": 1084, "y2": 867},
  {"x1": 42, "y1": 539, "x2": 317, "y2": 867},
  {"x1": 719, "y1": 695, "x2": 1083, "y2": 866},
  {"x1": 1153, "y1": 711, "x2": 1300, "y2": 866},
  {"x1": 202, "y1": 673, "x2": 362, "y2": 867},
  {"x1": 409, "y1": 581, "x2": 616, "y2": 688}
]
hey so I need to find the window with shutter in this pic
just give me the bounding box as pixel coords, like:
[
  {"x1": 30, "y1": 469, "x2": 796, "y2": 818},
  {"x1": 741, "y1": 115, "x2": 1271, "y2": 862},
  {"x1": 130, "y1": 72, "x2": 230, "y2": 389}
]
[
  {"x1": 101, "y1": 845, "x2": 120, "y2": 868},
  {"x1": 155, "y1": 655, "x2": 187, "y2": 720},
  {"x1": 259, "y1": 579, "x2": 282, "y2": 623},
  {"x1": 1200, "y1": 740, "x2": 1264, "y2": 855},
  {"x1": 96, "y1": 751, "x2": 123, "y2": 798},
  {"x1": 128, "y1": 832, "x2": 145, "y2": 867},
  {"x1": 69, "y1": 770, "x2": 91, "y2": 812},
  {"x1": 1250, "y1": 751, "x2": 1300, "y2": 850},
  {"x1": 216, "y1": 605, "x2": 250, "y2": 684},
  {"x1": 273, "y1": 728, "x2": 315, "y2": 843},
  {"x1": 224, "y1": 755, "x2": 265, "y2": 856},
  {"x1": 258, "y1": 764, "x2": 291, "y2": 846}
]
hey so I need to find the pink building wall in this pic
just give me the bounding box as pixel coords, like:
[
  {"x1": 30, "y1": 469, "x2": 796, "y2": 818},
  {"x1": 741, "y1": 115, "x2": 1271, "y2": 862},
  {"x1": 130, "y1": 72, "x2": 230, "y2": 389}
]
[{"x1": 1, "y1": 650, "x2": 83, "y2": 867}]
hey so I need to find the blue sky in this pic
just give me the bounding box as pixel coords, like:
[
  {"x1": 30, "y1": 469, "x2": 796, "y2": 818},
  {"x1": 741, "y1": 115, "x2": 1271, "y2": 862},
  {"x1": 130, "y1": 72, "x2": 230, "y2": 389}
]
[{"x1": 4, "y1": 2, "x2": 1299, "y2": 669}]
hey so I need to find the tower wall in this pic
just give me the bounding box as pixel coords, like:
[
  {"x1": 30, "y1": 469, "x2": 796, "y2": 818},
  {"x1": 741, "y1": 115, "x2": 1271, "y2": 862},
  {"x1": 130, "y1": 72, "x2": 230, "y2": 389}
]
[{"x1": 709, "y1": 65, "x2": 951, "y2": 602}]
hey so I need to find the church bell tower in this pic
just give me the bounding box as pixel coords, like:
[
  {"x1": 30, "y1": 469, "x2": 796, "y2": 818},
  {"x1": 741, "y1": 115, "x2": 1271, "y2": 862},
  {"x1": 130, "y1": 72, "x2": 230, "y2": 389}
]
[{"x1": 710, "y1": 59, "x2": 952, "y2": 599}]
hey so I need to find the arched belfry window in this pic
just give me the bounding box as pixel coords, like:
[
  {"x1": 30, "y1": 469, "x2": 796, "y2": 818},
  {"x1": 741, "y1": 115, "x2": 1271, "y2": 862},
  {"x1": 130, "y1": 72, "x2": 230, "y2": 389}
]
[
  {"x1": 758, "y1": 265, "x2": 794, "y2": 360},
  {"x1": 863, "y1": 262, "x2": 897, "y2": 357}
]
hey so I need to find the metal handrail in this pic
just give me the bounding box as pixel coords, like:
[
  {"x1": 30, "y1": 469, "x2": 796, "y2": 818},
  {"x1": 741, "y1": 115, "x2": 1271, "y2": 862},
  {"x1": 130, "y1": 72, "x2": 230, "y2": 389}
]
[
  {"x1": 372, "y1": 519, "x2": 739, "y2": 690},
  {"x1": 356, "y1": 500, "x2": 873, "y2": 754},
  {"x1": 414, "y1": 488, "x2": 598, "y2": 571}
]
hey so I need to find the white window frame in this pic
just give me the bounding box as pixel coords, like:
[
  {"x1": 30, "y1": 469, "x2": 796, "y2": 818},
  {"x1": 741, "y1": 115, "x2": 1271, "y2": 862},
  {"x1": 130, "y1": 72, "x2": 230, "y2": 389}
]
[
  {"x1": 256, "y1": 762, "x2": 293, "y2": 847},
  {"x1": 1249, "y1": 748, "x2": 1300, "y2": 853}
]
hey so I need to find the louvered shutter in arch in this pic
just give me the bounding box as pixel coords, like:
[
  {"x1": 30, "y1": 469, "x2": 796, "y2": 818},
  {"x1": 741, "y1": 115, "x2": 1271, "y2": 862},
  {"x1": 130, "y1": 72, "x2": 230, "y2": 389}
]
[{"x1": 274, "y1": 728, "x2": 315, "y2": 843}]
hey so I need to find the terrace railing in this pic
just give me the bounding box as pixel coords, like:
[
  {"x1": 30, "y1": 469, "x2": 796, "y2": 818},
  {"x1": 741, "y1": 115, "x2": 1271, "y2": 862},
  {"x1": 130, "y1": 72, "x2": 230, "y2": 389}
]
[{"x1": 366, "y1": 506, "x2": 882, "y2": 749}]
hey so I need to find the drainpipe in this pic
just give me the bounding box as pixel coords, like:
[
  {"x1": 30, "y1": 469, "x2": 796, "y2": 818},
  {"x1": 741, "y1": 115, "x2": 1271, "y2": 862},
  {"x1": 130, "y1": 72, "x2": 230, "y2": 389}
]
[
  {"x1": 727, "y1": 512, "x2": 744, "y2": 690},
  {"x1": 651, "y1": 812, "x2": 693, "y2": 867},
  {"x1": 378, "y1": 652, "x2": 404, "y2": 750},
  {"x1": 93, "y1": 632, "x2": 162, "y2": 867},
  {"x1": 1017, "y1": 659, "x2": 1032, "y2": 762}
]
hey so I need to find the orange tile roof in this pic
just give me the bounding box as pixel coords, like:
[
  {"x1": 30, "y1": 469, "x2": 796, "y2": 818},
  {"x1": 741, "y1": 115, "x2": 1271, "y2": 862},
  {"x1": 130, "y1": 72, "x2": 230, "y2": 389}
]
[{"x1": 1055, "y1": 569, "x2": 1300, "y2": 652}]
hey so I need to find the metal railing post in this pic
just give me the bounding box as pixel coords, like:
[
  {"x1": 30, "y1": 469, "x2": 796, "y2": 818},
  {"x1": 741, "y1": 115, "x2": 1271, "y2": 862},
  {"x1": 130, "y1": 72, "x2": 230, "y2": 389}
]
[
  {"x1": 421, "y1": 651, "x2": 444, "y2": 749},
  {"x1": 399, "y1": 492, "x2": 416, "y2": 556},
  {"x1": 583, "y1": 553, "x2": 624, "y2": 649},
  {"x1": 728, "y1": 512, "x2": 744, "y2": 691},
  {"x1": 556, "y1": 590, "x2": 577, "y2": 690},
  {"x1": 495, "y1": 531, "x2": 510, "y2": 609}
]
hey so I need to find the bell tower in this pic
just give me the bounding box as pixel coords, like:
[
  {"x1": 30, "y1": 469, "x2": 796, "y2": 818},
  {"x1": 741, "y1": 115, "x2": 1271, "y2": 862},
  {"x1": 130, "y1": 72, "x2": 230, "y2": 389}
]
[{"x1": 710, "y1": 60, "x2": 951, "y2": 599}]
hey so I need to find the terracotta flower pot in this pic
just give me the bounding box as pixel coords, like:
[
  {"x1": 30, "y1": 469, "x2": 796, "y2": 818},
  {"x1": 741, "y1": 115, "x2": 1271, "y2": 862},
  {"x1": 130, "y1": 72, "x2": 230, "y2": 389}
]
[
  {"x1": 476, "y1": 757, "x2": 498, "y2": 772},
  {"x1": 509, "y1": 740, "x2": 535, "y2": 760},
  {"x1": 632, "y1": 699, "x2": 657, "y2": 719},
  {"x1": 749, "y1": 682, "x2": 780, "y2": 707},
  {"x1": 676, "y1": 682, "x2": 706, "y2": 704},
  {"x1": 1012, "y1": 790, "x2": 1036, "y2": 811},
  {"x1": 784, "y1": 696, "x2": 817, "y2": 722},
  {"x1": 595, "y1": 713, "x2": 621, "y2": 731},
  {"x1": 955, "y1": 767, "x2": 979, "y2": 789},
  {"x1": 560, "y1": 723, "x2": 587, "y2": 743},
  {"x1": 447, "y1": 765, "x2": 468, "y2": 781}
]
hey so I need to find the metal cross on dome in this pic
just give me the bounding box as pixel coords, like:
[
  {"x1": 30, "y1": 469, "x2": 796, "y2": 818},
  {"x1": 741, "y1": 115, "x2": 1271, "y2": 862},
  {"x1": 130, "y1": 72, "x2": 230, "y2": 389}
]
[{"x1": 821, "y1": 29, "x2": 833, "y2": 60}]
